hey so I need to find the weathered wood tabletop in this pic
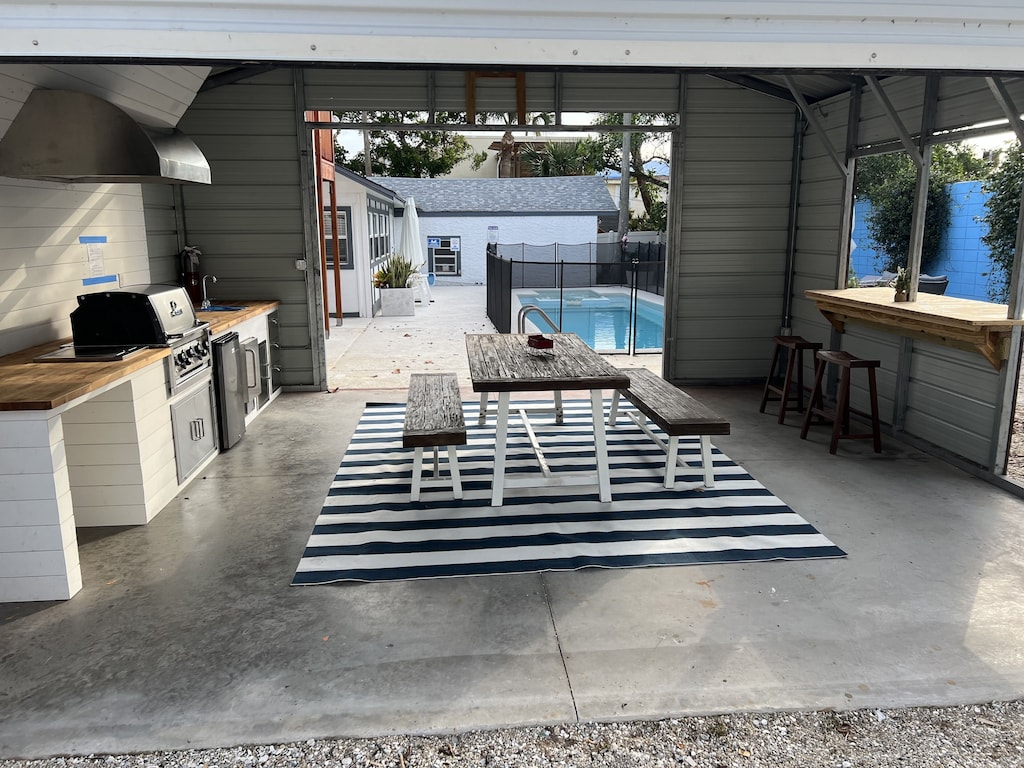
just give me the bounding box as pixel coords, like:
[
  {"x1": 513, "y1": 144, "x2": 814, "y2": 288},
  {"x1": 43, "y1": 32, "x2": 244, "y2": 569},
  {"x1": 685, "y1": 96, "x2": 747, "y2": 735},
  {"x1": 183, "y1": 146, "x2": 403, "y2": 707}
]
[{"x1": 465, "y1": 333, "x2": 630, "y2": 392}]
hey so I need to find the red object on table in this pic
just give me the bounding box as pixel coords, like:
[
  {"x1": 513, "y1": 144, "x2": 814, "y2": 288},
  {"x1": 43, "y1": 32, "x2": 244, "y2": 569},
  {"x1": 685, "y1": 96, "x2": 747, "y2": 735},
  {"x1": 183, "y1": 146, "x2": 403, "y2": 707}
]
[{"x1": 527, "y1": 334, "x2": 553, "y2": 349}]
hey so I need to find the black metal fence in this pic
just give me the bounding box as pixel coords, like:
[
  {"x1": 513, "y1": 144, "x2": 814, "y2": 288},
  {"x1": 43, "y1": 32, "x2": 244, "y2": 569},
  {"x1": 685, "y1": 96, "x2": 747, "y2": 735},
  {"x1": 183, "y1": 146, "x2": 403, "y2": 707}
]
[
  {"x1": 485, "y1": 241, "x2": 667, "y2": 349},
  {"x1": 486, "y1": 250, "x2": 514, "y2": 333}
]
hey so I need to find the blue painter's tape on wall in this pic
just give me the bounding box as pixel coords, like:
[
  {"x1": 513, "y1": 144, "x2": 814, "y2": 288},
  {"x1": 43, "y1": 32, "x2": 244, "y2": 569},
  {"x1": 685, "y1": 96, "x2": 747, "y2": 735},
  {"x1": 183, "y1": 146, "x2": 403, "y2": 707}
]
[
  {"x1": 78, "y1": 236, "x2": 108, "y2": 244},
  {"x1": 82, "y1": 275, "x2": 118, "y2": 286}
]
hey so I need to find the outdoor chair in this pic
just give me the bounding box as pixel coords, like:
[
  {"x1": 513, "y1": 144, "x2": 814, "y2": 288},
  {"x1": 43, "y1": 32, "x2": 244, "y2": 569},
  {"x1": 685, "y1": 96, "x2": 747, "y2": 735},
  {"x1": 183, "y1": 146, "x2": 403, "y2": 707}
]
[{"x1": 408, "y1": 272, "x2": 433, "y2": 303}]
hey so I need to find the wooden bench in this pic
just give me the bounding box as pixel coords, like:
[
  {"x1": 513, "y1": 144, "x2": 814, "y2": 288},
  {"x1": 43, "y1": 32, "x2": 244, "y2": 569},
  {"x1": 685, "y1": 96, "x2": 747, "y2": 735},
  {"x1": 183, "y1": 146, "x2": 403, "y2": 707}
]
[
  {"x1": 403, "y1": 372, "x2": 467, "y2": 501},
  {"x1": 608, "y1": 368, "x2": 731, "y2": 488}
]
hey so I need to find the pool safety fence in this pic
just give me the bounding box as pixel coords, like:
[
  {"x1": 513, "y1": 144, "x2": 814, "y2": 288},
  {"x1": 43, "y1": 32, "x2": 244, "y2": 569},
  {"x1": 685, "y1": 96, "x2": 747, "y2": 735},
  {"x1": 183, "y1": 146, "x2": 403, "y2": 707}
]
[{"x1": 485, "y1": 244, "x2": 666, "y2": 353}]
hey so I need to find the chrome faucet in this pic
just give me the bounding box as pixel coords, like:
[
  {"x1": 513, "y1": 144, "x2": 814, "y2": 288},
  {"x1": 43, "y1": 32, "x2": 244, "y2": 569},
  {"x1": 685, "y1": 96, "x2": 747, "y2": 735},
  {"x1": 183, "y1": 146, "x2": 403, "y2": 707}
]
[{"x1": 201, "y1": 274, "x2": 217, "y2": 309}]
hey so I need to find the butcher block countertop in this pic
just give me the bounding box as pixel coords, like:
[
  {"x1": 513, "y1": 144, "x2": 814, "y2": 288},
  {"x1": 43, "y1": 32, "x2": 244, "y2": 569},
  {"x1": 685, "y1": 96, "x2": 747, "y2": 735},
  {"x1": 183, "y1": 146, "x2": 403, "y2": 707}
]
[
  {"x1": 197, "y1": 300, "x2": 280, "y2": 336},
  {"x1": 0, "y1": 300, "x2": 280, "y2": 412}
]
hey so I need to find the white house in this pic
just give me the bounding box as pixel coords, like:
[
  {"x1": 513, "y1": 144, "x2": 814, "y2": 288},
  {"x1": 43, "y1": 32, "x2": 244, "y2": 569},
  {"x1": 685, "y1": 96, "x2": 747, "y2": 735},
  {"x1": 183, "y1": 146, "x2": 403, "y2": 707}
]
[
  {"x1": 371, "y1": 176, "x2": 618, "y2": 285},
  {"x1": 324, "y1": 166, "x2": 399, "y2": 319}
]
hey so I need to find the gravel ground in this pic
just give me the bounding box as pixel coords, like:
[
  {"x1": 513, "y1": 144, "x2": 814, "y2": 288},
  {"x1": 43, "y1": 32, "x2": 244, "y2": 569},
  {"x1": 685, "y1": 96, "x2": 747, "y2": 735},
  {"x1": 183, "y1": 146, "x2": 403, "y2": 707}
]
[
  {"x1": 3, "y1": 701, "x2": 1022, "y2": 768},
  {"x1": 1007, "y1": 376, "x2": 1024, "y2": 484}
]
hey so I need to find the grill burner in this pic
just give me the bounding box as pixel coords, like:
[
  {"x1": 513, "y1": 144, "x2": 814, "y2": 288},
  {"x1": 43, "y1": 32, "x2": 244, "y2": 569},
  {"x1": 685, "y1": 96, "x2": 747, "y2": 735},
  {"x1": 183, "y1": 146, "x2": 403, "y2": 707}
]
[{"x1": 167, "y1": 323, "x2": 212, "y2": 393}]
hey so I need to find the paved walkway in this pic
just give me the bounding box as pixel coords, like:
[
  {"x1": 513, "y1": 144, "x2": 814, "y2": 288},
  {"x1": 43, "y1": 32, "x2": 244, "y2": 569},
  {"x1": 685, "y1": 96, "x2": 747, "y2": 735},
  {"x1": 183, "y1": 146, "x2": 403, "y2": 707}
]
[{"x1": 324, "y1": 285, "x2": 663, "y2": 392}]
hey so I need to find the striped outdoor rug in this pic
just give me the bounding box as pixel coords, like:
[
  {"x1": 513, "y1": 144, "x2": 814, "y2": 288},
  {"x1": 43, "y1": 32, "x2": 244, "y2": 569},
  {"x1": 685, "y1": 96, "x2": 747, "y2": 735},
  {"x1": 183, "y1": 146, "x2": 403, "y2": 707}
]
[{"x1": 292, "y1": 400, "x2": 845, "y2": 585}]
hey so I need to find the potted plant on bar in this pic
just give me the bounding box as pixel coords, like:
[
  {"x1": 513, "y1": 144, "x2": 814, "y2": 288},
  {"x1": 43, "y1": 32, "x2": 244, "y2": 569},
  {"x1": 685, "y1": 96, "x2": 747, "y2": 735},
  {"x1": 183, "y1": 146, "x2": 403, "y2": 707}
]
[
  {"x1": 374, "y1": 253, "x2": 419, "y2": 316},
  {"x1": 891, "y1": 266, "x2": 911, "y2": 302}
]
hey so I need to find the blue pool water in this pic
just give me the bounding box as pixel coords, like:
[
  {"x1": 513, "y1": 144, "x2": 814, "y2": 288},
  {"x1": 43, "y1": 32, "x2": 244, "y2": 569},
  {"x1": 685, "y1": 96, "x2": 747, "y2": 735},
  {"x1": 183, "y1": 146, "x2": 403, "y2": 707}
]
[{"x1": 518, "y1": 290, "x2": 664, "y2": 352}]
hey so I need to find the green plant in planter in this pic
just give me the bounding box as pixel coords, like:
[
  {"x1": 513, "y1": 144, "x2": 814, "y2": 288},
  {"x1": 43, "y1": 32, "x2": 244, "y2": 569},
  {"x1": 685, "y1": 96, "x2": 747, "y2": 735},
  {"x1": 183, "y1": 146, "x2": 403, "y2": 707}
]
[
  {"x1": 372, "y1": 263, "x2": 394, "y2": 289},
  {"x1": 373, "y1": 253, "x2": 420, "y2": 289},
  {"x1": 890, "y1": 266, "x2": 912, "y2": 299}
]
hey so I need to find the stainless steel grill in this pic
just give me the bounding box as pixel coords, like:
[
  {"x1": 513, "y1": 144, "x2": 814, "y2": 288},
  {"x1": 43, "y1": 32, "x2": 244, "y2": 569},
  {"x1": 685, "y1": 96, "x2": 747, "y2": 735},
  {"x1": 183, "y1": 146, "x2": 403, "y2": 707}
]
[{"x1": 36, "y1": 284, "x2": 212, "y2": 393}]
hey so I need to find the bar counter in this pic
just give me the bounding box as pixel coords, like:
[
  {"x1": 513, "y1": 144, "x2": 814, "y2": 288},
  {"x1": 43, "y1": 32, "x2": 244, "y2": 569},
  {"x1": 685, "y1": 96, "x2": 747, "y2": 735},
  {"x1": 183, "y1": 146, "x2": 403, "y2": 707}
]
[{"x1": 805, "y1": 287, "x2": 1024, "y2": 369}]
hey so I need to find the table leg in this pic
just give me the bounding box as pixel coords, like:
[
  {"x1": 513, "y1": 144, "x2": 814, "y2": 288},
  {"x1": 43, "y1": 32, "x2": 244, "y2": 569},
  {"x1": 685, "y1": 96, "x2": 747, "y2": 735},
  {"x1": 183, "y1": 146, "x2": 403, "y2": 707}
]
[
  {"x1": 700, "y1": 435, "x2": 714, "y2": 488},
  {"x1": 664, "y1": 436, "x2": 679, "y2": 489},
  {"x1": 491, "y1": 391, "x2": 510, "y2": 506},
  {"x1": 591, "y1": 388, "x2": 613, "y2": 502},
  {"x1": 411, "y1": 447, "x2": 424, "y2": 502},
  {"x1": 608, "y1": 389, "x2": 621, "y2": 426}
]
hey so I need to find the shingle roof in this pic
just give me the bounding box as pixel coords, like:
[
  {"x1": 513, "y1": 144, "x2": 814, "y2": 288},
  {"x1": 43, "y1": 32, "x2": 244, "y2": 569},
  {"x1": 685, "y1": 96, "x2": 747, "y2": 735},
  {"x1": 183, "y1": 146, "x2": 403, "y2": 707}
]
[{"x1": 368, "y1": 175, "x2": 617, "y2": 216}]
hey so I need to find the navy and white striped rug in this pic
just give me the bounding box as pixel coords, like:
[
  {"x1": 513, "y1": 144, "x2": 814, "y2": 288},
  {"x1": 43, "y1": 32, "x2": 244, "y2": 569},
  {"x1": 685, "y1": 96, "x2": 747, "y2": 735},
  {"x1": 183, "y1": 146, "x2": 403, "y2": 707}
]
[{"x1": 292, "y1": 400, "x2": 845, "y2": 584}]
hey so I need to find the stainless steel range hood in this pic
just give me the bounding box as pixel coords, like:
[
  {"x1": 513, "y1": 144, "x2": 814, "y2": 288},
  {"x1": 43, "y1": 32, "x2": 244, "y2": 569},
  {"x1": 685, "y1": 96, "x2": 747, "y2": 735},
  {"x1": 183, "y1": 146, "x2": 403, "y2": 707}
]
[{"x1": 0, "y1": 89, "x2": 211, "y2": 184}]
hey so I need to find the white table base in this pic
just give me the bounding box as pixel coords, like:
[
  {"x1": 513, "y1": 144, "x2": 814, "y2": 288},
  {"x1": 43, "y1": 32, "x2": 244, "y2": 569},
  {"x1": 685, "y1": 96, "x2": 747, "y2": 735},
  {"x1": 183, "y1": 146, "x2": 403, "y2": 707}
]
[{"x1": 489, "y1": 389, "x2": 611, "y2": 507}]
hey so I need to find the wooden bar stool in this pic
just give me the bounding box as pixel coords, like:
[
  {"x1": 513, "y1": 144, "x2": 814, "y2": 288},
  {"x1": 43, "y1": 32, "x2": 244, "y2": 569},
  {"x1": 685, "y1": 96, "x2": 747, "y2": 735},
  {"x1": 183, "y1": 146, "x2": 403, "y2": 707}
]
[
  {"x1": 759, "y1": 335, "x2": 823, "y2": 424},
  {"x1": 800, "y1": 350, "x2": 882, "y2": 455}
]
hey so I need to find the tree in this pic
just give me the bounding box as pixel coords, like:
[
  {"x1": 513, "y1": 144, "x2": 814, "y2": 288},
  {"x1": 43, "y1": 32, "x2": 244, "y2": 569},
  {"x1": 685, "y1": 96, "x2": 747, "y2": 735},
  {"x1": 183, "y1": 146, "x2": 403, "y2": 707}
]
[
  {"x1": 334, "y1": 111, "x2": 477, "y2": 177},
  {"x1": 856, "y1": 143, "x2": 989, "y2": 274},
  {"x1": 591, "y1": 113, "x2": 673, "y2": 226},
  {"x1": 515, "y1": 113, "x2": 673, "y2": 229},
  {"x1": 981, "y1": 142, "x2": 1024, "y2": 302},
  {"x1": 519, "y1": 138, "x2": 604, "y2": 177},
  {"x1": 631, "y1": 200, "x2": 667, "y2": 232}
]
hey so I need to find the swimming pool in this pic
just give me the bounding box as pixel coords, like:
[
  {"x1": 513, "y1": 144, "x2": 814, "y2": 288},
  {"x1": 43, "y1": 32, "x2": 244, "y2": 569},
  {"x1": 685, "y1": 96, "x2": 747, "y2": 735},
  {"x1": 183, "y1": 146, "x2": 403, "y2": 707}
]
[{"x1": 516, "y1": 289, "x2": 664, "y2": 352}]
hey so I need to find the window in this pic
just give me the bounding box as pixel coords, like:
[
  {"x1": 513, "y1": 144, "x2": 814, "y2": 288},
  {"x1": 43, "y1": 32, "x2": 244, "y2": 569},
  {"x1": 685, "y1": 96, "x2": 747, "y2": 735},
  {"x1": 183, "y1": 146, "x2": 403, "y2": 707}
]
[
  {"x1": 367, "y1": 197, "x2": 393, "y2": 262},
  {"x1": 323, "y1": 205, "x2": 353, "y2": 269},
  {"x1": 428, "y1": 235, "x2": 461, "y2": 276}
]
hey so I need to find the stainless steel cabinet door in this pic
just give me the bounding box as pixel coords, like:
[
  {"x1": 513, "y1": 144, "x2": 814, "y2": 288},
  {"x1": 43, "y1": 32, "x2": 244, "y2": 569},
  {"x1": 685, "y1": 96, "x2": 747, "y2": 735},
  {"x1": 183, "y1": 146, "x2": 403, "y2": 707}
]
[{"x1": 170, "y1": 378, "x2": 218, "y2": 483}]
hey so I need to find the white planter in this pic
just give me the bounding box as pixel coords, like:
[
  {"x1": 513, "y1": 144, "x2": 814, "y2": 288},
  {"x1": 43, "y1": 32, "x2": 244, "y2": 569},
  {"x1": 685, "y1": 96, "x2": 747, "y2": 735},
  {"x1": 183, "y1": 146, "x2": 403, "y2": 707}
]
[{"x1": 379, "y1": 287, "x2": 415, "y2": 316}]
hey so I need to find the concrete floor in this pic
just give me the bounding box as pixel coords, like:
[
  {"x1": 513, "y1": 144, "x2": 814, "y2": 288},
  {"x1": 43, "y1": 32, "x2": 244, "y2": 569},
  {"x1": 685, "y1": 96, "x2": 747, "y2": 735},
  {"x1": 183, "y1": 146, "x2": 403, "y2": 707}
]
[{"x1": 3, "y1": 286, "x2": 1024, "y2": 759}]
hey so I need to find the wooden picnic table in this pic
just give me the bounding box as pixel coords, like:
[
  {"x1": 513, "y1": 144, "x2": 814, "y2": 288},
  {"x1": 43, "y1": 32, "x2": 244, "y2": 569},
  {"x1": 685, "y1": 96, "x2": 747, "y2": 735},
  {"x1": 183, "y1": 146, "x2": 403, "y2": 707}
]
[{"x1": 465, "y1": 333, "x2": 630, "y2": 506}]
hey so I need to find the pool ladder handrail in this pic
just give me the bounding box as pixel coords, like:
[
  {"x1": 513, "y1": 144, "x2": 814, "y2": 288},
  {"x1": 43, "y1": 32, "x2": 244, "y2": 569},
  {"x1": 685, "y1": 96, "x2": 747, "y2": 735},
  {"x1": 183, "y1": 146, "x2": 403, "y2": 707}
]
[{"x1": 517, "y1": 304, "x2": 561, "y2": 333}]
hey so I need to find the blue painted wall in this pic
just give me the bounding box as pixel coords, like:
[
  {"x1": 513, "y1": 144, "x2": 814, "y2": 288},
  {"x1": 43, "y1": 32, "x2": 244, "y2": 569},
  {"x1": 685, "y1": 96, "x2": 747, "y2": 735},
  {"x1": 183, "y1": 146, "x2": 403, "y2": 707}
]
[{"x1": 850, "y1": 180, "x2": 996, "y2": 301}]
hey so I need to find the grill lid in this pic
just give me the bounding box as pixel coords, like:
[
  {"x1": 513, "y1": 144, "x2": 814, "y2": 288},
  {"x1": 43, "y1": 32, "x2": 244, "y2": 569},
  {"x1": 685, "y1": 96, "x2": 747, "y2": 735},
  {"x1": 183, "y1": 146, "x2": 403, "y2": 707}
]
[{"x1": 71, "y1": 285, "x2": 199, "y2": 347}]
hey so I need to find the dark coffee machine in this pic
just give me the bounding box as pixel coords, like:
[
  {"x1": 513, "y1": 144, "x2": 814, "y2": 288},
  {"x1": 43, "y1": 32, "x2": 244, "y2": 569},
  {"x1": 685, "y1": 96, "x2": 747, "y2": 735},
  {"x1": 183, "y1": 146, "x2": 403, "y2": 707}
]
[{"x1": 180, "y1": 246, "x2": 202, "y2": 305}]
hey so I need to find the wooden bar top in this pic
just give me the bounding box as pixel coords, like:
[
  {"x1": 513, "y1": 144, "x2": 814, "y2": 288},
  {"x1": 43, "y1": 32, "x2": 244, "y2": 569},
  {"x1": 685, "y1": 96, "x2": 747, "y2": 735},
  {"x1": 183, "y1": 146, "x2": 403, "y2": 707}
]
[
  {"x1": 195, "y1": 300, "x2": 280, "y2": 335},
  {"x1": 805, "y1": 287, "x2": 1024, "y2": 369},
  {"x1": 466, "y1": 333, "x2": 630, "y2": 393},
  {"x1": 0, "y1": 300, "x2": 280, "y2": 412}
]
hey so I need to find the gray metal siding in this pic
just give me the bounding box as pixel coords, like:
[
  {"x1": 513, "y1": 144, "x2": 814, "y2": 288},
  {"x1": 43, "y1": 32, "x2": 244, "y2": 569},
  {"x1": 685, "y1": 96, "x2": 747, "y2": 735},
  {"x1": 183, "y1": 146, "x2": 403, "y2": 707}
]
[
  {"x1": 905, "y1": 342, "x2": 1001, "y2": 466},
  {"x1": 791, "y1": 91, "x2": 852, "y2": 302},
  {"x1": 788, "y1": 93, "x2": 858, "y2": 408},
  {"x1": 304, "y1": 68, "x2": 683, "y2": 114},
  {"x1": 141, "y1": 185, "x2": 179, "y2": 285},
  {"x1": 669, "y1": 76, "x2": 796, "y2": 382},
  {"x1": 177, "y1": 69, "x2": 316, "y2": 388},
  {"x1": 856, "y1": 75, "x2": 1024, "y2": 150}
]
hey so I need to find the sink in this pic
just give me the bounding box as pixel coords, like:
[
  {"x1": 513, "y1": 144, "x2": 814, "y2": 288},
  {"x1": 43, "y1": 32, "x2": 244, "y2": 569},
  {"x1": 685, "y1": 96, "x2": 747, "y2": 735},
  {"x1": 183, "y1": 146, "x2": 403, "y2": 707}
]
[{"x1": 197, "y1": 305, "x2": 247, "y2": 312}]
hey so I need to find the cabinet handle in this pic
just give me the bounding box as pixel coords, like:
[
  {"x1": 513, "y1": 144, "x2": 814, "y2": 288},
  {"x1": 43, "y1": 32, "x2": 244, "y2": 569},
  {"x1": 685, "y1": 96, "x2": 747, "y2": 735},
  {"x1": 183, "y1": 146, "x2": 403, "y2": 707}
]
[
  {"x1": 191, "y1": 417, "x2": 205, "y2": 441},
  {"x1": 245, "y1": 347, "x2": 258, "y2": 385}
]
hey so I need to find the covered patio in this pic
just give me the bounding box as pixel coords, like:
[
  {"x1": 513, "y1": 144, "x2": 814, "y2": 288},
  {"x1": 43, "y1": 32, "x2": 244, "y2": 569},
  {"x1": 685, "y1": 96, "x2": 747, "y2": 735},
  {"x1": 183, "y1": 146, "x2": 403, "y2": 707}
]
[
  {"x1": 3, "y1": 286, "x2": 1023, "y2": 759},
  {"x1": 6, "y1": 3, "x2": 1024, "y2": 760}
]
